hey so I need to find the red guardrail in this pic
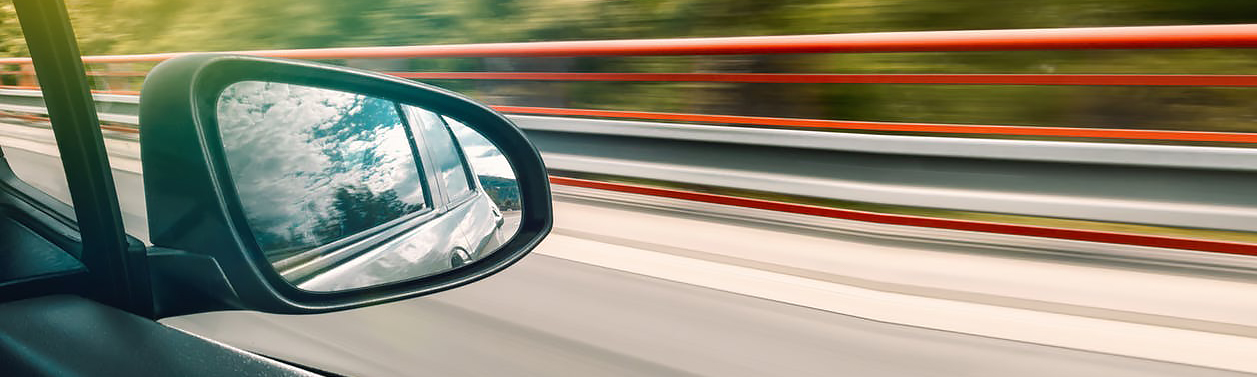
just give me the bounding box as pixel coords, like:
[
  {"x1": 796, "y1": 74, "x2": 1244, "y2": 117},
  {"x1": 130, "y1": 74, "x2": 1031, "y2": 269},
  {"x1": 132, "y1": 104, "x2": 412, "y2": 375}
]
[
  {"x1": 4, "y1": 24, "x2": 1257, "y2": 142},
  {"x1": 390, "y1": 72, "x2": 1257, "y2": 86},
  {"x1": 496, "y1": 106, "x2": 1257, "y2": 143},
  {"x1": 552, "y1": 177, "x2": 1257, "y2": 257},
  {"x1": 4, "y1": 23, "x2": 1257, "y2": 64}
]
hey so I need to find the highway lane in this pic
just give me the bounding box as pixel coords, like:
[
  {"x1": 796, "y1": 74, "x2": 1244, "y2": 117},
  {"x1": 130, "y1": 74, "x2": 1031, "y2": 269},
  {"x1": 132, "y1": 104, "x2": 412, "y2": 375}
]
[
  {"x1": 162, "y1": 254, "x2": 1249, "y2": 377},
  {"x1": 548, "y1": 188, "x2": 1257, "y2": 337},
  {"x1": 4, "y1": 122, "x2": 1257, "y2": 375},
  {"x1": 0, "y1": 123, "x2": 148, "y2": 238}
]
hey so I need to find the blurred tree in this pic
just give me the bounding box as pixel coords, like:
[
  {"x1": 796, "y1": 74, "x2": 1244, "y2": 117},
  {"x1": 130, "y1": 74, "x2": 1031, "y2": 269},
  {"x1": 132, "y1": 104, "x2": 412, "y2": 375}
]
[
  {"x1": 4, "y1": 0, "x2": 1257, "y2": 133},
  {"x1": 313, "y1": 186, "x2": 421, "y2": 244},
  {"x1": 0, "y1": 3, "x2": 26, "y2": 58}
]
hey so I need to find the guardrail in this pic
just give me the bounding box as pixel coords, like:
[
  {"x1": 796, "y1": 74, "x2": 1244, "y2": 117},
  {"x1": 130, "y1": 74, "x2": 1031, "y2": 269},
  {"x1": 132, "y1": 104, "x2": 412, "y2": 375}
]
[
  {"x1": 3, "y1": 89, "x2": 1257, "y2": 256},
  {"x1": 3, "y1": 24, "x2": 1257, "y2": 256},
  {"x1": 7, "y1": 24, "x2": 1257, "y2": 143}
]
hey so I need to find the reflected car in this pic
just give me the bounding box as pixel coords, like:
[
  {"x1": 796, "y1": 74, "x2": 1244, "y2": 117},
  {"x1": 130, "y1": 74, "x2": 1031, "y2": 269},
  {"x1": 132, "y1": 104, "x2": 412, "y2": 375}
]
[{"x1": 215, "y1": 81, "x2": 514, "y2": 292}]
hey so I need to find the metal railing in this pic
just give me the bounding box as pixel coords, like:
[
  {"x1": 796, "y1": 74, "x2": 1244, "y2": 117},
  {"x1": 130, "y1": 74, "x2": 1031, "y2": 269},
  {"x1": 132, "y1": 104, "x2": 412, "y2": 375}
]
[
  {"x1": 3, "y1": 89, "x2": 1257, "y2": 256},
  {"x1": 7, "y1": 24, "x2": 1257, "y2": 142},
  {"x1": 3, "y1": 24, "x2": 1257, "y2": 256}
]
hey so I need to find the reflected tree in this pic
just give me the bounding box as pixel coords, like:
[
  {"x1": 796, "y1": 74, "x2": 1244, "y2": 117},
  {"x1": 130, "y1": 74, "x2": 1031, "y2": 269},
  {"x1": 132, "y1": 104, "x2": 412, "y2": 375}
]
[{"x1": 312, "y1": 186, "x2": 424, "y2": 244}]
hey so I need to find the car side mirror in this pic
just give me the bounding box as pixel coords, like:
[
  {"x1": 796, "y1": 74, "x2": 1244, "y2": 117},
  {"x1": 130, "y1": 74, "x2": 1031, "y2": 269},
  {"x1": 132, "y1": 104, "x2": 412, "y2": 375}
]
[{"x1": 138, "y1": 54, "x2": 552, "y2": 316}]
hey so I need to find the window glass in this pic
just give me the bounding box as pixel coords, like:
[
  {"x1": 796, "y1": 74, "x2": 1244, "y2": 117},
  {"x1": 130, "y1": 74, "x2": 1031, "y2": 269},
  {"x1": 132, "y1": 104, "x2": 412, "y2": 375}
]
[
  {"x1": 443, "y1": 115, "x2": 514, "y2": 179},
  {"x1": 0, "y1": 8, "x2": 81, "y2": 212},
  {"x1": 403, "y1": 105, "x2": 475, "y2": 201},
  {"x1": 217, "y1": 82, "x2": 428, "y2": 257}
]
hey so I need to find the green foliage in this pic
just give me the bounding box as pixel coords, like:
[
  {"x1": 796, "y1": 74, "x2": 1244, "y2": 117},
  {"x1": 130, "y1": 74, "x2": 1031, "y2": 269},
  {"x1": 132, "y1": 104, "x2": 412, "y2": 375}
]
[
  {"x1": 7, "y1": 0, "x2": 1257, "y2": 134},
  {"x1": 313, "y1": 186, "x2": 422, "y2": 243},
  {"x1": 0, "y1": 3, "x2": 25, "y2": 58},
  {"x1": 479, "y1": 175, "x2": 521, "y2": 211}
]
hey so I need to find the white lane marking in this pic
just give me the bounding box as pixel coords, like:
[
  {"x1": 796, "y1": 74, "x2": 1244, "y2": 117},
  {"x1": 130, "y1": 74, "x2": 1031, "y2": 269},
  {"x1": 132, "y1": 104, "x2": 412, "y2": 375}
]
[
  {"x1": 0, "y1": 126, "x2": 143, "y2": 173},
  {"x1": 0, "y1": 135, "x2": 62, "y2": 157},
  {"x1": 534, "y1": 234, "x2": 1257, "y2": 374}
]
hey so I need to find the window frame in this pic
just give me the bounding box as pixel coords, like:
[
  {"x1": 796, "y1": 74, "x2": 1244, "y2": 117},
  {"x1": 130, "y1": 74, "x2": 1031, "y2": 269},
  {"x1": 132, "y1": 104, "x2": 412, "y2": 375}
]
[
  {"x1": 435, "y1": 115, "x2": 481, "y2": 205},
  {"x1": 401, "y1": 105, "x2": 479, "y2": 211},
  {"x1": 7, "y1": 0, "x2": 145, "y2": 314}
]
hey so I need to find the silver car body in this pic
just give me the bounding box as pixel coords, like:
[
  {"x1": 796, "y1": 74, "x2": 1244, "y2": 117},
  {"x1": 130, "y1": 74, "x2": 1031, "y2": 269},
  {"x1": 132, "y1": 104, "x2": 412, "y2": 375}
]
[{"x1": 284, "y1": 106, "x2": 506, "y2": 291}]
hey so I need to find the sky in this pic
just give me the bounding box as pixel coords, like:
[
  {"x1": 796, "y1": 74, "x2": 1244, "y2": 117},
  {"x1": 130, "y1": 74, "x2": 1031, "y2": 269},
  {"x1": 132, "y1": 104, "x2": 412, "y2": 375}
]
[
  {"x1": 444, "y1": 115, "x2": 516, "y2": 180},
  {"x1": 217, "y1": 81, "x2": 424, "y2": 250}
]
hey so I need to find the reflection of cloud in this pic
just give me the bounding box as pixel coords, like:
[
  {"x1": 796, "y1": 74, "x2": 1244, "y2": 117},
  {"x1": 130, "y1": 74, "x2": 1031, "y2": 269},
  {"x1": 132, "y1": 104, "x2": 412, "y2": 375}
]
[
  {"x1": 218, "y1": 81, "x2": 423, "y2": 250},
  {"x1": 443, "y1": 116, "x2": 515, "y2": 179},
  {"x1": 460, "y1": 145, "x2": 501, "y2": 161}
]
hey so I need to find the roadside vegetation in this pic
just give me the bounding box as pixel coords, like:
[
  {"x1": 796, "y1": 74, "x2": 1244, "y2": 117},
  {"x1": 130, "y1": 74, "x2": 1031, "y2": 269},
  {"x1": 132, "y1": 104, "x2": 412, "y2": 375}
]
[{"x1": 3, "y1": 0, "x2": 1257, "y2": 134}]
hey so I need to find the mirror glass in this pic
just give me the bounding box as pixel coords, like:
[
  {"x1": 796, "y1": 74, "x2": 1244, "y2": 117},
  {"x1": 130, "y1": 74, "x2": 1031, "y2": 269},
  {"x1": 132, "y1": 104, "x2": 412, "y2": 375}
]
[{"x1": 216, "y1": 81, "x2": 521, "y2": 291}]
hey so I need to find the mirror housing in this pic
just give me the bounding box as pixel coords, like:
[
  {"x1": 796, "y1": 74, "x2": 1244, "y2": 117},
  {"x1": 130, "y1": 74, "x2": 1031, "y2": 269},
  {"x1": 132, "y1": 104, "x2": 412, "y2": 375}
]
[{"x1": 139, "y1": 54, "x2": 552, "y2": 316}]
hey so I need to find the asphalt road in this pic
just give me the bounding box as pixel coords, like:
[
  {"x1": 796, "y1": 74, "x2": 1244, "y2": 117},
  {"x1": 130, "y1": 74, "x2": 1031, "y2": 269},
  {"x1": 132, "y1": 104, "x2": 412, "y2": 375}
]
[
  {"x1": 3, "y1": 123, "x2": 1254, "y2": 376},
  {"x1": 162, "y1": 253, "x2": 1248, "y2": 377}
]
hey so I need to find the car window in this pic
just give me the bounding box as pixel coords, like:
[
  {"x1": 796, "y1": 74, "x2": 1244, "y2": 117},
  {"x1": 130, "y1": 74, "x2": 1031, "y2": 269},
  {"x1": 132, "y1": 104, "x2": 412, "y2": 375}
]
[
  {"x1": 402, "y1": 105, "x2": 475, "y2": 203},
  {"x1": 217, "y1": 82, "x2": 430, "y2": 256},
  {"x1": 0, "y1": 16, "x2": 78, "y2": 210}
]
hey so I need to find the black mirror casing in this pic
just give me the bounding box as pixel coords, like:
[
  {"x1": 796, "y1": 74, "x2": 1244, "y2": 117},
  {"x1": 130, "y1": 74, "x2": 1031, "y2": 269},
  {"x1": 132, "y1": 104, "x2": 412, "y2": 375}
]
[{"x1": 139, "y1": 54, "x2": 552, "y2": 316}]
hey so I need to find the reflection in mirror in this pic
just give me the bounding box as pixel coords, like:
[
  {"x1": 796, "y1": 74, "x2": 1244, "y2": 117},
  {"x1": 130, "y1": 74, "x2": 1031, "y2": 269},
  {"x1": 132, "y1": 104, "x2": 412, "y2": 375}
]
[
  {"x1": 216, "y1": 81, "x2": 521, "y2": 292},
  {"x1": 442, "y1": 114, "x2": 522, "y2": 237}
]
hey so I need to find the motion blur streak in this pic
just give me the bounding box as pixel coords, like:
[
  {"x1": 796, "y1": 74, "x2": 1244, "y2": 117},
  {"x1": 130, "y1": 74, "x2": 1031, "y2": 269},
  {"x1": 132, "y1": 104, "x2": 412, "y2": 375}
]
[
  {"x1": 11, "y1": 24, "x2": 1257, "y2": 144},
  {"x1": 494, "y1": 106, "x2": 1257, "y2": 144},
  {"x1": 390, "y1": 72, "x2": 1257, "y2": 87},
  {"x1": 4, "y1": 23, "x2": 1257, "y2": 63},
  {"x1": 5, "y1": 16, "x2": 1257, "y2": 375},
  {"x1": 4, "y1": 122, "x2": 1257, "y2": 374},
  {"x1": 158, "y1": 255, "x2": 1253, "y2": 377},
  {"x1": 547, "y1": 176, "x2": 1257, "y2": 256}
]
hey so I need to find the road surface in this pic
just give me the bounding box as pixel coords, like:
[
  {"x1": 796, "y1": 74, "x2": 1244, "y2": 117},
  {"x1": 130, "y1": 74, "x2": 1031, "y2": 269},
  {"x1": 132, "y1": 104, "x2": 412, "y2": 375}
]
[
  {"x1": 162, "y1": 253, "x2": 1248, "y2": 377},
  {"x1": 3, "y1": 121, "x2": 1255, "y2": 376}
]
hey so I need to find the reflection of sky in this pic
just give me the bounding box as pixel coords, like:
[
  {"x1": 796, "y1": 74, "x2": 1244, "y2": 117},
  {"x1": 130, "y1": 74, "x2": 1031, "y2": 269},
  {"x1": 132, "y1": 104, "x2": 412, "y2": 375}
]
[
  {"x1": 444, "y1": 116, "x2": 515, "y2": 179},
  {"x1": 217, "y1": 81, "x2": 423, "y2": 250}
]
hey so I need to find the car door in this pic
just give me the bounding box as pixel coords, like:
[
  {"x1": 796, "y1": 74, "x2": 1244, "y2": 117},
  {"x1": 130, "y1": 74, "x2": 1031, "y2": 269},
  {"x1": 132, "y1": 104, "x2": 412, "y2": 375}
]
[{"x1": 402, "y1": 104, "x2": 506, "y2": 261}]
